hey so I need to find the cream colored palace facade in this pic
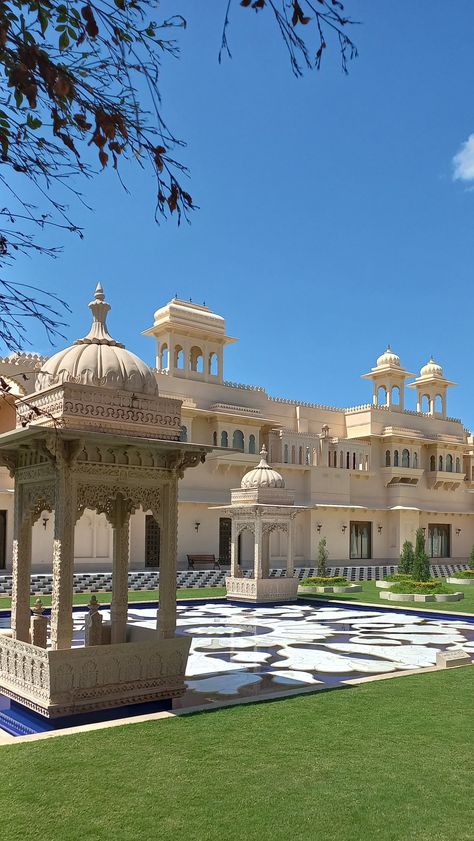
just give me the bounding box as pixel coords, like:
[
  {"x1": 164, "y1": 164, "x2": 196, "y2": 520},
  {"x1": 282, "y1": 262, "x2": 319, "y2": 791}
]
[{"x1": 0, "y1": 297, "x2": 473, "y2": 570}]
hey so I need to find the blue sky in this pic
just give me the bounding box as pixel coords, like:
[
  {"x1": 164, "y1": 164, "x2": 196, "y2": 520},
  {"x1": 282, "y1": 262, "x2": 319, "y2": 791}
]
[{"x1": 11, "y1": 2, "x2": 474, "y2": 427}]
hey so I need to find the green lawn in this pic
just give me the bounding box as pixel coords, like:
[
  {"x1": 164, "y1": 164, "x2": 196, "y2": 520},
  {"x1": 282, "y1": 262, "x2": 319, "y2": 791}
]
[
  {"x1": 1, "y1": 667, "x2": 473, "y2": 841},
  {"x1": 300, "y1": 579, "x2": 474, "y2": 613},
  {"x1": 1, "y1": 579, "x2": 473, "y2": 613}
]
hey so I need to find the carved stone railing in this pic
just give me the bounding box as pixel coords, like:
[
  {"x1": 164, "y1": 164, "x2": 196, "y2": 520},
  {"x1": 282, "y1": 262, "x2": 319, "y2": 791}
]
[
  {"x1": 225, "y1": 575, "x2": 298, "y2": 603},
  {"x1": 0, "y1": 634, "x2": 191, "y2": 718}
]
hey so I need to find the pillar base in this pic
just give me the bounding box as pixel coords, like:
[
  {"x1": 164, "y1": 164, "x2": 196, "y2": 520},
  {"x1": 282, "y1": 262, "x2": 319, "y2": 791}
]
[
  {"x1": 0, "y1": 635, "x2": 190, "y2": 719},
  {"x1": 225, "y1": 576, "x2": 298, "y2": 603}
]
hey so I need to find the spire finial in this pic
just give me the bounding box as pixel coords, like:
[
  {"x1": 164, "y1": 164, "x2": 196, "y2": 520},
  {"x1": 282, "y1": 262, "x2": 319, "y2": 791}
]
[{"x1": 75, "y1": 284, "x2": 124, "y2": 348}]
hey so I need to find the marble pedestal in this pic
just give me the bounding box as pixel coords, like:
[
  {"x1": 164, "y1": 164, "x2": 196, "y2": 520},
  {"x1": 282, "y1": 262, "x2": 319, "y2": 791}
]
[
  {"x1": 225, "y1": 576, "x2": 298, "y2": 603},
  {"x1": 0, "y1": 634, "x2": 191, "y2": 718}
]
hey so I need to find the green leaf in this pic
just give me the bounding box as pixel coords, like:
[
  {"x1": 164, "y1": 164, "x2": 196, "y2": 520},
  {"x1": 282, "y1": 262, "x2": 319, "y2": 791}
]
[
  {"x1": 59, "y1": 30, "x2": 70, "y2": 50},
  {"x1": 14, "y1": 90, "x2": 23, "y2": 109},
  {"x1": 26, "y1": 114, "x2": 42, "y2": 130},
  {"x1": 37, "y1": 7, "x2": 49, "y2": 35}
]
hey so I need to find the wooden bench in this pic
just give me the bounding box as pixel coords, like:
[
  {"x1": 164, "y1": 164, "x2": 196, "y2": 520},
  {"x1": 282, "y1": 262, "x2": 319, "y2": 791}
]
[{"x1": 187, "y1": 554, "x2": 221, "y2": 571}]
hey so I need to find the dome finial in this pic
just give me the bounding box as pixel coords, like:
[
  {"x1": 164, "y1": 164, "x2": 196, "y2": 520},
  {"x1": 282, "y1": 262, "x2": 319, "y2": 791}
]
[{"x1": 74, "y1": 284, "x2": 124, "y2": 348}]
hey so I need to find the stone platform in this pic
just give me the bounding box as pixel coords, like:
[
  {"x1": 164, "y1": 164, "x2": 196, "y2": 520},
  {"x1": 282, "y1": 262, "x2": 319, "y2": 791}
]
[
  {"x1": 225, "y1": 576, "x2": 298, "y2": 603},
  {"x1": 0, "y1": 633, "x2": 190, "y2": 718}
]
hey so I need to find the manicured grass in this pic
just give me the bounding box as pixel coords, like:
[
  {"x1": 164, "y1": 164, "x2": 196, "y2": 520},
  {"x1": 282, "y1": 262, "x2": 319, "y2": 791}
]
[
  {"x1": 1, "y1": 668, "x2": 473, "y2": 841},
  {"x1": 0, "y1": 587, "x2": 226, "y2": 611},
  {"x1": 302, "y1": 579, "x2": 474, "y2": 613}
]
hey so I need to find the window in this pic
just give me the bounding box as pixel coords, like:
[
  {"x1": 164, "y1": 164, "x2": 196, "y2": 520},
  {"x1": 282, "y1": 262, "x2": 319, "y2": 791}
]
[
  {"x1": 249, "y1": 434, "x2": 256, "y2": 455},
  {"x1": 306, "y1": 447, "x2": 311, "y2": 466},
  {"x1": 350, "y1": 522, "x2": 372, "y2": 560},
  {"x1": 145, "y1": 516, "x2": 160, "y2": 567},
  {"x1": 284, "y1": 444, "x2": 289, "y2": 463},
  {"x1": 430, "y1": 455, "x2": 435, "y2": 471},
  {"x1": 413, "y1": 452, "x2": 418, "y2": 468},
  {"x1": 291, "y1": 445, "x2": 296, "y2": 464},
  {"x1": 174, "y1": 345, "x2": 184, "y2": 369},
  {"x1": 385, "y1": 450, "x2": 391, "y2": 467},
  {"x1": 421, "y1": 394, "x2": 430, "y2": 413},
  {"x1": 352, "y1": 453, "x2": 356, "y2": 470},
  {"x1": 446, "y1": 454, "x2": 453, "y2": 472},
  {"x1": 434, "y1": 394, "x2": 443, "y2": 414},
  {"x1": 219, "y1": 517, "x2": 232, "y2": 565},
  {"x1": 299, "y1": 446, "x2": 303, "y2": 465},
  {"x1": 221, "y1": 431, "x2": 228, "y2": 448},
  {"x1": 209, "y1": 353, "x2": 219, "y2": 377},
  {"x1": 428, "y1": 524, "x2": 450, "y2": 558},
  {"x1": 190, "y1": 345, "x2": 204, "y2": 373},
  {"x1": 391, "y1": 386, "x2": 400, "y2": 406},
  {"x1": 456, "y1": 457, "x2": 461, "y2": 473},
  {"x1": 377, "y1": 385, "x2": 387, "y2": 405},
  {"x1": 233, "y1": 430, "x2": 244, "y2": 450},
  {"x1": 180, "y1": 425, "x2": 187, "y2": 443},
  {"x1": 346, "y1": 451, "x2": 350, "y2": 469},
  {"x1": 394, "y1": 450, "x2": 399, "y2": 467},
  {"x1": 439, "y1": 455, "x2": 443, "y2": 471},
  {"x1": 213, "y1": 431, "x2": 217, "y2": 446},
  {"x1": 402, "y1": 449, "x2": 410, "y2": 468},
  {"x1": 339, "y1": 451, "x2": 344, "y2": 468},
  {"x1": 159, "y1": 343, "x2": 169, "y2": 370}
]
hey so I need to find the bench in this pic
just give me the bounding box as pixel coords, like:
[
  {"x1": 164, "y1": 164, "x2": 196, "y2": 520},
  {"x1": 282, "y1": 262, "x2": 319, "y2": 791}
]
[{"x1": 187, "y1": 554, "x2": 221, "y2": 571}]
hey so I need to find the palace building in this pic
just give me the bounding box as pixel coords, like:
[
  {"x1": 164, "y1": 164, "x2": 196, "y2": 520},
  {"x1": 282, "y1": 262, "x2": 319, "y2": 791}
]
[{"x1": 0, "y1": 295, "x2": 473, "y2": 571}]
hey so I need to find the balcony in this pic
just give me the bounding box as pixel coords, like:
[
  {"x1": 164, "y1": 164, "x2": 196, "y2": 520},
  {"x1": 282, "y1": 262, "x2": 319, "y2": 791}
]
[
  {"x1": 380, "y1": 467, "x2": 425, "y2": 488},
  {"x1": 426, "y1": 470, "x2": 465, "y2": 491}
]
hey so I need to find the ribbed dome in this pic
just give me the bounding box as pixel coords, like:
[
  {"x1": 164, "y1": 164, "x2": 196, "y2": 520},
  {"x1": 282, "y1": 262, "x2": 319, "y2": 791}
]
[
  {"x1": 36, "y1": 284, "x2": 158, "y2": 396},
  {"x1": 376, "y1": 346, "x2": 400, "y2": 368},
  {"x1": 241, "y1": 446, "x2": 285, "y2": 489},
  {"x1": 420, "y1": 357, "x2": 443, "y2": 378}
]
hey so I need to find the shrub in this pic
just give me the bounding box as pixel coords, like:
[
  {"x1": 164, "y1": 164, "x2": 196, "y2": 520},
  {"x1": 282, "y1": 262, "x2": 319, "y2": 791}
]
[
  {"x1": 470, "y1": 545, "x2": 474, "y2": 567},
  {"x1": 451, "y1": 570, "x2": 474, "y2": 579},
  {"x1": 386, "y1": 573, "x2": 413, "y2": 583},
  {"x1": 316, "y1": 537, "x2": 329, "y2": 577},
  {"x1": 300, "y1": 576, "x2": 347, "y2": 587},
  {"x1": 412, "y1": 528, "x2": 430, "y2": 581},
  {"x1": 399, "y1": 540, "x2": 414, "y2": 575},
  {"x1": 390, "y1": 581, "x2": 453, "y2": 595}
]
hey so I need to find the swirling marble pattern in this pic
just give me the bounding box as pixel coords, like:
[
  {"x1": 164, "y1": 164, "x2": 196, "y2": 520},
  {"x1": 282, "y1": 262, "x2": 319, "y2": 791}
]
[{"x1": 67, "y1": 601, "x2": 474, "y2": 708}]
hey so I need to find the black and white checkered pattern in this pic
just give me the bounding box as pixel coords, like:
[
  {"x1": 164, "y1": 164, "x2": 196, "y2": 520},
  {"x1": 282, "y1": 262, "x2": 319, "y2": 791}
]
[{"x1": 0, "y1": 562, "x2": 469, "y2": 596}]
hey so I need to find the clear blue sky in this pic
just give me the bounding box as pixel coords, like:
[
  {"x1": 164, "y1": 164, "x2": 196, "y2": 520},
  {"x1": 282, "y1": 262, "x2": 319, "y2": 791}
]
[{"x1": 11, "y1": 1, "x2": 474, "y2": 428}]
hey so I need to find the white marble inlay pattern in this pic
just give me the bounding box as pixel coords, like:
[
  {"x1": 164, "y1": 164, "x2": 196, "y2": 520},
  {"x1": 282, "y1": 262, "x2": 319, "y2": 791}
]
[
  {"x1": 231, "y1": 651, "x2": 273, "y2": 664},
  {"x1": 271, "y1": 670, "x2": 322, "y2": 686},
  {"x1": 185, "y1": 673, "x2": 262, "y2": 696}
]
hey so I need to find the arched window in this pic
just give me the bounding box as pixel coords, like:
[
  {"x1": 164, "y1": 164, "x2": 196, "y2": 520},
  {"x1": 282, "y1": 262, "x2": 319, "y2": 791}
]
[
  {"x1": 346, "y1": 451, "x2": 350, "y2": 469},
  {"x1": 377, "y1": 385, "x2": 387, "y2": 406},
  {"x1": 221, "y1": 431, "x2": 228, "y2": 448},
  {"x1": 421, "y1": 394, "x2": 430, "y2": 413},
  {"x1": 233, "y1": 430, "x2": 244, "y2": 450},
  {"x1": 394, "y1": 450, "x2": 399, "y2": 467},
  {"x1": 385, "y1": 450, "x2": 391, "y2": 467},
  {"x1": 190, "y1": 346, "x2": 204, "y2": 373},
  {"x1": 174, "y1": 345, "x2": 184, "y2": 369},
  {"x1": 284, "y1": 444, "x2": 289, "y2": 463},
  {"x1": 434, "y1": 394, "x2": 443, "y2": 414},
  {"x1": 439, "y1": 455, "x2": 443, "y2": 471},
  {"x1": 402, "y1": 449, "x2": 410, "y2": 468},
  {"x1": 249, "y1": 434, "x2": 256, "y2": 454},
  {"x1": 391, "y1": 386, "x2": 400, "y2": 406},
  {"x1": 209, "y1": 353, "x2": 218, "y2": 377},
  {"x1": 339, "y1": 451, "x2": 344, "y2": 468},
  {"x1": 365, "y1": 454, "x2": 369, "y2": 471},
  {"x1": 306, "y1": 447, "x2": 311, "y2": 466},
  {"x1": 299, "y1": 446, "x2": 303, "y2": 465},
  {"x1": 430, "y1": 455, "x2": 435, "y2": 471},
  {"x1": 352, "y1": 453, "x2": 356, "y2": 470},
  {"x1": 446, "y1": 454, "x2": 453, "y2": 472},
  {"x1": 212, "y1": 431, "x2": 217, "y2": 446},
  {"x1": 180, "y1": 425, "x2": 187, "y2": 442},
  {"x1": 456, "y1": 457, "x2": 461, "y2": 473},
  {"x1": 291, "y1": 445, "x2": 296, "y2": 464},
  {"x1": 413, "y1": 452, "x2": 418, "y2": 468},
  {"x1": 159, "y1": 343, "x2": 169, "y2": 370}
]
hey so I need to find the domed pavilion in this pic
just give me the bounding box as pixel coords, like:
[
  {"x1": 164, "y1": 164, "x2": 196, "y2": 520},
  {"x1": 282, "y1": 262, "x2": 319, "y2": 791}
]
[
  {"x1": 0, "y1": 285, "x2": 211, "y2": 720},
  {"x1": 217, "y1": 446, "x2": 306, "y2": 603}
]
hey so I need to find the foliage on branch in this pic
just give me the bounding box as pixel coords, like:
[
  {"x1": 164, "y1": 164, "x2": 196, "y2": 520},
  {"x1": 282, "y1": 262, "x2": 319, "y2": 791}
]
[{"x1": 0, "y1": 0, "x2": 358, "y2": 352}]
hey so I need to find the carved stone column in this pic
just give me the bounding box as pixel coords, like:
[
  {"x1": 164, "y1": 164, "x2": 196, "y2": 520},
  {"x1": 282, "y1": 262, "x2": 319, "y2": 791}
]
[
  {"x1": 262, "y1": 527, "x2": 270, "y2": 578},
  {"x1": 254, "y1": 516, "x2": 263, "y2": 580},
  {"x1": 30, "y1": 599, "x2": 48, "y2": 649},
  {"x1": 287, "y1": 517, "x2": 295, "y2": 578},
  {"x1": 230, "y1": 518, "x2": 239, "y2": 577},
  {"x1": 85, "y1": 595, "x2": 103, "y2": 647},
  {"x1": 111, "y1": 495, "x2": 130, "y2": 645},
  {"x1": 50, "y1": 464, "x2": 76, "y2": 650},
  {"x1": 157, "y1": 479, "x2": 177, "y2": 639},
  {"x1": 11, "y1": 483, "x2": 32, "y2": 643}
]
